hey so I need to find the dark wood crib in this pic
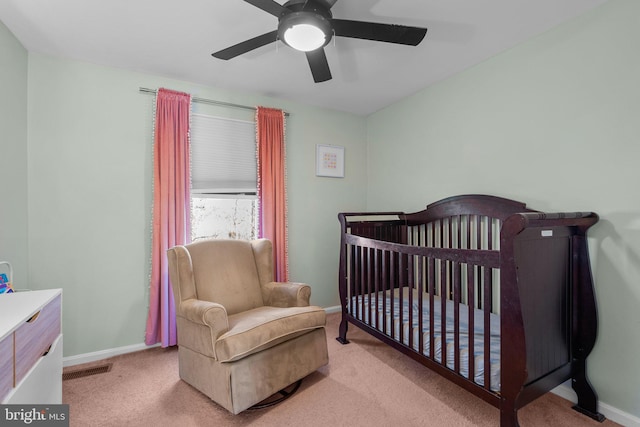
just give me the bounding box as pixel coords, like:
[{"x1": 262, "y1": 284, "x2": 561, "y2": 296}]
[{"x1": 336, "y1": 194, "x2": 605, "y2": 426}]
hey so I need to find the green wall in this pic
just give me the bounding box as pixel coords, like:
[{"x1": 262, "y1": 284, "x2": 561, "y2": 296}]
[
  {"x1": 366, "y1": 0, "x2": 640, "y2": 418},
  {"x1": 25, "y1": 53, "x2": 367, "y2": 357},
  {"x1": 0, "y1": 20, "x2": 28, "y2": 287}
]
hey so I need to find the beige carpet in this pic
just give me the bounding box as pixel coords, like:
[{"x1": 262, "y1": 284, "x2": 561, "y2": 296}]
[{"x1": 63, "y1": 313, "x2": 619, "y2": 427}]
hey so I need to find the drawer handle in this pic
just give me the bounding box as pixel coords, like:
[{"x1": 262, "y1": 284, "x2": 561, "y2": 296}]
[
  {"x1": 26, "y1": 311, "x2": 41, "y2": 323},
  {"x1": 42, "y1": 344, "x2": 52, "y2": 356}
]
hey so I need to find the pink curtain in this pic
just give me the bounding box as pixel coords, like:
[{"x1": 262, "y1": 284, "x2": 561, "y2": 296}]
[
  {"x1": 145, "y1": 88, "x2": 191, "y2": 347},
  {"x1": 256, "y1": 107, "x2": 288, "y2": 282}
]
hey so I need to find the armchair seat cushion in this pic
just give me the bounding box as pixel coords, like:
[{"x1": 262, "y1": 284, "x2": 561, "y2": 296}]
[{"x1": 215, "y1": 306, "x2": 326, "y2": 363}]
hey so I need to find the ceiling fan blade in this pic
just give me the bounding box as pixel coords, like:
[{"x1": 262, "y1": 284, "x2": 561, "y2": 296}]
[
  {"x1": 332, "y1": 19, "x2": 427, "y2": 46},
  {"x1": 243, "y1": 0, "x2": 288, "y2": 17},
  {"x1": 212, "y1": 31, "x2": 279, "y2": 60},
  {"x1": 306, "y1": 48, "x2": 332, "y2": 83}
]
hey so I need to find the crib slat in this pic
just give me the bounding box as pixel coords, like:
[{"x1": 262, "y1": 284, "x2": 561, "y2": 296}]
[
  {"x1": 359, "y1": 245, "x2": 365, "y2": 322},
  {"x1": 367, "y1": 247, "x2": 373, "y2": 327},
  {"x1": 417, "y1": 256, "x2": 424, "y2": 356},
  {"x1": 484, "y1": 266, "x2": 492, "y2": 390},
  {"x1": 349, "y1": 244, "x2": 356, "y2": 317},
  {"x1": 467, "y1": 265, "x2": 476, "y2": 385},
  {"x1": 440, "y1": 260, "x2": 447, "y2": 366},
  {"x1": 399, "y1": 253, "x2": 404, "y2": 345},
  {"x1": 382, "y1": 250, "x2": 388, "y2": 336},
  {"x1": 428, "y1": 257, "x2": 435, "y2": 360},
  {"x1": 476, "y1": 264, "x2": 482, "y2": 310},
  {"x1": 408, "y1": 255, "x2": 414, "y2": 350},
  {"x1": 430, "y1": 221, "x2": 435, "y2": 247},
  {"x1": 390, "y1": 250, "x2": 396, "y2": 340},
  {"x1": 373, "y1": 249, "x2": 379, "y2": 330},
  {"x1": 488, "y1": 217, "x2": 493, "y2": 250},
  {"x1": 453, "y1": 261, "x2": 461, "y2": 373}
]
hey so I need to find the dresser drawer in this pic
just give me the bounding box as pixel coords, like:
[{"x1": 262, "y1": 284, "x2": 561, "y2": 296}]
[
  {"x1": 14, "y1": 294, "x2": 61, "y2": 386},
  {"x1": 6, "y1": 335, "x2": 62, "y2": 404},
  {"x1": 0, "y1": 333, "x2": 12, "y2": 400}
]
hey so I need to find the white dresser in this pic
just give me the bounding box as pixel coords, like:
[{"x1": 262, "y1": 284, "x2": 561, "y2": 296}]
[{"x1": 0, "y1": 289, "x2": 63, "y2": 404}]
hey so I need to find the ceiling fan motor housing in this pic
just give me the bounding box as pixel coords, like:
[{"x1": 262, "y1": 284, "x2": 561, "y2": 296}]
[{"x1": 278, "y1": 0, "x2": 334, "y2": 51}]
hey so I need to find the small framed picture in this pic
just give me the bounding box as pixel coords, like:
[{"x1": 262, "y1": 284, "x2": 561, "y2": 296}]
[{"x1": 316, "y1": 144, "x2": 345, "y2": 178}]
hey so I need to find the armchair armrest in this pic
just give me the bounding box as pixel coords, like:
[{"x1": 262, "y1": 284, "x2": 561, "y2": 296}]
[
  {"x1": 179, "y1": 299, "x2": 230, "y2": 340},
  {"x1": 263, "y1": 282, "x2": 311, "y2": 307}
]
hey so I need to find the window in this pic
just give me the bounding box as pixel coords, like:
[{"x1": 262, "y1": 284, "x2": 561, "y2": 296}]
[
  {"x1": 191, "y1": 195, "x2": 257, "y2": 241},
  {"x1": 190, "y1": 114, "x2": 257, "y2": 242}
]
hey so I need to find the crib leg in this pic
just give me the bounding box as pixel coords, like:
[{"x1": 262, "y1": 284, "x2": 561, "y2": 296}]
[
  {"x1": 336, "y1": 317, "x2": 350, "y2": 344},
  {"x1": 499, "y1": 402, "x2": 520, "y2": 427},
  {"x1": 571, "y1": 360, "x2": 605, "y2": 422}
]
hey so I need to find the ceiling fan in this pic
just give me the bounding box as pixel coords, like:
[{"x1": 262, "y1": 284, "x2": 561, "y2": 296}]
[{"x1": 212, "y1": 0, "x2": 427, "y2": 83}]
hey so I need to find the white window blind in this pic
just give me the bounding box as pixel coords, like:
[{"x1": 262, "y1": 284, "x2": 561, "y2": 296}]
[{"x1": 190, "y1": 114, "x2": 256, "y2": 194}]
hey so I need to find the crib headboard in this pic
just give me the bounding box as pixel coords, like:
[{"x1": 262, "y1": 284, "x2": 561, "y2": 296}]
[
  {"x1": 404, "y1": 194, "x2": 536, "y2": 224},
  {"x1": 340, "y1": 195, "x2": 538, "y2": 246}
]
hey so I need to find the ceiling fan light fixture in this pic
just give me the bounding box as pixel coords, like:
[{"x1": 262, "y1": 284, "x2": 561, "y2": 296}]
[
  {"x1": 278, "y1": 10, "x2": 333, "y2": 52},
  {"x1": 283, "y1": 24, "x2": 326, "y2": 52}
]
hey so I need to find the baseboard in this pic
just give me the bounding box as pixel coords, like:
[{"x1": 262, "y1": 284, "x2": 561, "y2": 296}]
[
  {"x1": 324, "y1": 305, "x2": 341, "y2": 314},
  {"x1": 63, "y1": 342, "x2": 160, "y2": 367},
  {"x1": 552, "y1": 383, "x2": 640, "y2": 427}
]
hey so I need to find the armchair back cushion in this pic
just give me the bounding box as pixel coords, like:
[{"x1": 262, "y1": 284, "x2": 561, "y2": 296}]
[{"x1": 185, "y1": 239, "x2": 266, "y2": 315}]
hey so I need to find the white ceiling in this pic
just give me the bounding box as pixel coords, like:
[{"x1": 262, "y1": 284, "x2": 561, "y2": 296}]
[{"x1": 0, "y1": 0, "x2": 609, "y2": 116}]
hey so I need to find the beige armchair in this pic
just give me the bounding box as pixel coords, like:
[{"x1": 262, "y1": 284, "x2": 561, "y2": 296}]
[{"x1": 167, "y1": 238, "x2": 328, "y2": 414}]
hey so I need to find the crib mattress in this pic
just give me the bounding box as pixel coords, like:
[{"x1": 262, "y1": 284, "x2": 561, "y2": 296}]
[{"x1": 350, "y1": 288, "x2": 500, "y2": 391}]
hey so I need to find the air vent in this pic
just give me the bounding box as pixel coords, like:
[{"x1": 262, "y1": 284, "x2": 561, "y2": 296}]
[{"x1": 62, "y1": 363, "x2": 112, "y2": 381}]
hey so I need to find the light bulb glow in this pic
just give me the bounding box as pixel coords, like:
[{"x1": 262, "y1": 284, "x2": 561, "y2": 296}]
[{"x1": 283, "y1": 24, "x2": 326, "y2": 52}]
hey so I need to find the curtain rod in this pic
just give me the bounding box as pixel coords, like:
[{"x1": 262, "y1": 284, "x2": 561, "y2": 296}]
[{"x1": 139, "y1": 87, "x2": 289, "y2": 116}]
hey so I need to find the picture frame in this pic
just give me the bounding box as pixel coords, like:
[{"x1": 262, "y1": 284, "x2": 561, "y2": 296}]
[{"x1": 316, "y1": 144, "x2": 345, "y2": 178}]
